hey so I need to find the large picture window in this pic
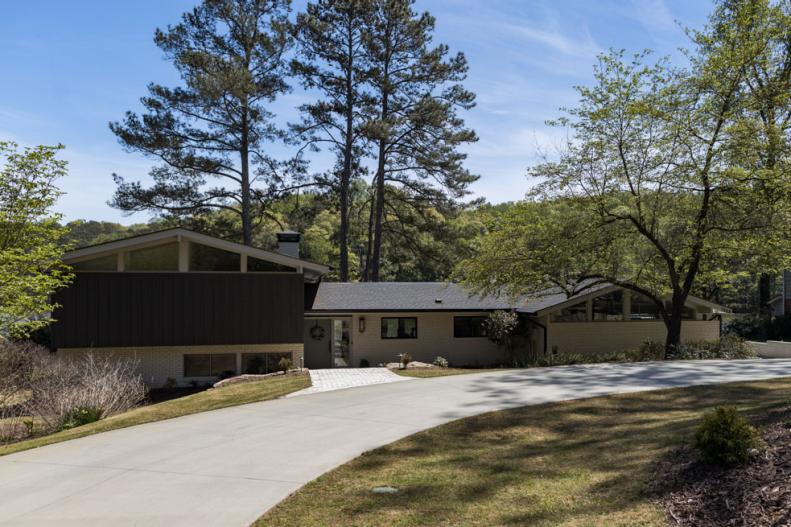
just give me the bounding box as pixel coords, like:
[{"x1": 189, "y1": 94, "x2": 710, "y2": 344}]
[
  {"x1": 454, "y1": 316, "x2": 488, "y2": 338},
  {"x1": 381, "y1": 317, "x2": 417, "y2": 339},
  {"x1": 124, "y1": 243, "x2": 179, "y2": 271},
  {"x1": 630, "y1": 292, "x2": 661, "y2": 320},
  {"x1": 189, "y1": 243, "x2": 240, "y2": 271},
  {"x1": 550, "y1": 301, "x2": 587, "y2": 322},
  {"x1": 184, "y1": 353, "x2": 237, "y2": 377},
  {"x1": 592, "y1": 290, "x2": 624, "y2": 321}
]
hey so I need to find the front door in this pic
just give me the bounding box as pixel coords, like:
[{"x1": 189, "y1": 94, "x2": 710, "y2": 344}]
[
  {"x1": 304, "y1": 319, "x2": 332, "y2": 369},
  {"x1": 304, "y1": 318, "x2": 352, "y2": 369}
]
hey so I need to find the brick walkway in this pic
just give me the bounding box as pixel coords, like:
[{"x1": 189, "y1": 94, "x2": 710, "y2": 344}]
[{"x1": 287, "y1": 367, "x2": 413, "y2": 396}]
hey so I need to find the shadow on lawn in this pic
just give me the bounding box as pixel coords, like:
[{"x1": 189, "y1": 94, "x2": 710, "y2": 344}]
[{"x1": 285, "y1": 378, "x2": 791, "y2": 526}]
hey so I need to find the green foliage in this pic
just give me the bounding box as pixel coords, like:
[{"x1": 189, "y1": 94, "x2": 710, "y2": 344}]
[
  {"x1": 61, "y1": 406, "x2": 104, "y2": 430},
  {"x1": 484, "y1": 311, "x2": 519, "y2": 347},
  {"x1": 668, "y1": 335, "x2": 757, "y2": 361},
  {"x1": 458, "y1": 24, "x2": 791, "y2": 349},
  {"x1": 278, "y1": 357, "x2": 293, "y2": 373},
  {"x1": 432, "y1": 356, "x2": 449, "y2": 368},
  {"x1": 694, "y1": 406, "x2": 761, "y2": 466},
  {"x1": 0, "y1": 141, "x2": 73, "y2": 338},
  {"x1": 359, "y1": 358, "x2": 370, "y2": 368}
]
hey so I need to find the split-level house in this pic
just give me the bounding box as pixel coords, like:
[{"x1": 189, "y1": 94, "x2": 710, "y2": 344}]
[{"x1": 52, "y1": 228, "x2": 727, "y2": 386}]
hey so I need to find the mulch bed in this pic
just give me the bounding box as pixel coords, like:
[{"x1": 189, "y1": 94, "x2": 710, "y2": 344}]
[{"x1": 650, "y1": 408, "x2": 791, "y2": 526}]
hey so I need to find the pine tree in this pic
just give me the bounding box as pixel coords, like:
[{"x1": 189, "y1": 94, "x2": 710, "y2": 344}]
[
  {"x1": 362, "y1": 0, "x2": 478, "y2": 281},
  {"x1": 110, "y1": 0, "x2": 294, "y2": 245},
  {"x1": 292, "y1": 0, "x2": 375, "y2": 280}
]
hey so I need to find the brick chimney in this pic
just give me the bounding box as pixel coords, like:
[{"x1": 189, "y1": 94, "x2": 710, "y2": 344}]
[{"x1": 276, "y1": 231, "x2": 301, "y2": 258}]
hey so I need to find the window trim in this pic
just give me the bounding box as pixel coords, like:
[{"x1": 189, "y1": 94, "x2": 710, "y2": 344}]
[
  {"x1": 380, "y1": 317, "x2": 418, "y2": 339},
  {"x1": 453, "y1": 316, "x2": 488, "y2": 338}
]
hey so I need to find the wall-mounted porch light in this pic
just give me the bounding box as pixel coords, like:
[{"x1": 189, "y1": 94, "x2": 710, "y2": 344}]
[{"x1": 358, "y1": 316, "x2": 366, "y2": 333}]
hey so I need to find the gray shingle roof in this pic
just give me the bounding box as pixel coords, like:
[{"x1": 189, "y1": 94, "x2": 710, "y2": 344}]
[
  {"x1": 308, "y1": 281, "x2": 617, "y2": 314},
  {"x1": 309, "y1": 282, "x2": 514, "y2": 311}
]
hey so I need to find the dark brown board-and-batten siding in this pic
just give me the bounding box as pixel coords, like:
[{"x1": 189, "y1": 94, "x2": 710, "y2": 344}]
[{"x1": 51, "y1": 272, "x2": 304, "y2": 348}]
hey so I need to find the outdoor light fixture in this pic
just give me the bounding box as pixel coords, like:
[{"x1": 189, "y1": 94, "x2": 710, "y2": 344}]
[{"x1": 358, "y1": 316, "x2": 366, "y2": 333}]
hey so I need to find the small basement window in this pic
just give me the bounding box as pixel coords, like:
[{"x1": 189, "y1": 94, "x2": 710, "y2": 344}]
[
  {"x1": 454, "y1": 316, "x2": 488, "y2": 338},
  {"x1": 184, "y1": 353, "x2": 237, "y2": 377},
  {"x1": 381, "y1": 317, "x2": 417, "y2": 339},
  {"x1": 241, "y1": 352, "x2": 291, "y2": 374},
  {"x1": 71, "y1": 254, "x2": 117, "y2": 271}
]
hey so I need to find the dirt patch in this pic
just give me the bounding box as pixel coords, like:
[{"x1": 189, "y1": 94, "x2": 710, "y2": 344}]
[{"x1": 650, "y1": 408, "x2": 791, "y2": 526}]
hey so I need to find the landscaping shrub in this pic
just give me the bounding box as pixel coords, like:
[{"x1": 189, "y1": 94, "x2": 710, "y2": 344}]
[
  {"x1": 278, "y1": 357, "x2": 293, "y2": 373},
  {"x1": 25, "y1": 353, "x2": 147, "y2": 433},
  {"x1": 433, "y1": 356, "x2": 449, "y2": 368},
  {"x1": 359, "y1": 358, "x2": 370, "y2": 368},
  {"x1": 162, "y1": 377, "x2": 178, "y2": 391},
  {"x1": 60, "y1": 406, "x2": 104, "y2": 430},
  {"x1": 668, "y1": 335, "x2": 756, "y2": 361},
  {"x1": 694, "y1": 406, "x2": 761, "y2": 466}
]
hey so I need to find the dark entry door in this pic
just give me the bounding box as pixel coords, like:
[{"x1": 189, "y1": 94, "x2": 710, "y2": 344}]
[{"x1": 304, "y1": 319, "x2": 332, "y2": 369}]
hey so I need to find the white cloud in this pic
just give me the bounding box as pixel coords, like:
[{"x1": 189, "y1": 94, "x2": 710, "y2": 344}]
[{"x1": 630, "y1": 0, "x2": 678, "y2": 33}]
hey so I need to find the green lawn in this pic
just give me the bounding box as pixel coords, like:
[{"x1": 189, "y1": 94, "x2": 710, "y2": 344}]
[
  {"x1": 395, "y1": 368, "x2": 503, "y2": 378},
  {"x1": 0, "y1": 372, "x2": 310, "y2": 457},
  {"x1": 256, "y1": 377, "x2": 791, "y2": 527}
]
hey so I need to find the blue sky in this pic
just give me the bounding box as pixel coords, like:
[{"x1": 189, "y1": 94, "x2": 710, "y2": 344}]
[{"x1": 0, "y1": 0, "x2": 712, "y2": 224}]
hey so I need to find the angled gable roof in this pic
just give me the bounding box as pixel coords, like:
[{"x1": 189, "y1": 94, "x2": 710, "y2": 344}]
[{"x1": 62, "y1": 228, "x2": 331, "y2": 277}]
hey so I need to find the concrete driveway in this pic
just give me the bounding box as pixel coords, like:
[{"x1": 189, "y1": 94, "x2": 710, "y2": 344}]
[{"x1": 2, "y1": 359, "x2": 791, "y2": 526}]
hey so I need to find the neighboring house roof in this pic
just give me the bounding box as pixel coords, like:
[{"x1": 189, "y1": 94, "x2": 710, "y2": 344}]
[
  {"x1": 307, "y1": 282, "x2": 513, "y2": 312},
  {"x1": 307, "y1": 281, "x2": 731, "y2": 314},
  {"x1": 61, "y1": 228, "x2": 331, "y2": 277}
]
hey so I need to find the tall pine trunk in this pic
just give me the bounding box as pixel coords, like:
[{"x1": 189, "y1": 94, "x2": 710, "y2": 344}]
[
  {"x1": 370, "y1": 139, "x2": 386, "y2": 282},
  {"x1": 338, "y1": 26, "x2": 355, "y2": 282},
  {"x1": 240, "y1": 104, "x2": 252, "y2": 246}
]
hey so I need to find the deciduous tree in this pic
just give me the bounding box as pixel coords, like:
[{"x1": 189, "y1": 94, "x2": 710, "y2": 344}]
[{"x1": 0, "y1": 142, "x2": 72, "y2": 338}]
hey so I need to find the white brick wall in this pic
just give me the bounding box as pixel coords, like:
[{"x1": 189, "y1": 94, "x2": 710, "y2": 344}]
[
  {"x1": 547, "y1": 320, "x2": 720, "y2": 356},
  {"x1": 350, "y1": 312, "x2": 503, "y2": 367},
  {"x1": 58, "y1": 343, "x2": 304, "y2": 387}
]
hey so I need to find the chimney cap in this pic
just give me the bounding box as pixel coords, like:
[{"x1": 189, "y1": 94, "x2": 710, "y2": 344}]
[{"x1": 276, "y1": 230, "x2": 301, "y2": 242}]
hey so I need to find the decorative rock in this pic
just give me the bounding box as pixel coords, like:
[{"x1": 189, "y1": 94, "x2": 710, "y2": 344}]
[{"x1": 371, "y1": 486, "x2": 399, "y2": 494}]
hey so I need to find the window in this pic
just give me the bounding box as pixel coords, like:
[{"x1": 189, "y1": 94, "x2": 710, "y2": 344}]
[
  {"x1": 241, "y1": 352, "x2": 290, "y2": 374},
  {"x1": 184, "y1": 353, "x2": 236, "y2": 377},
  {"x1": 550, "y1": 301, "x2": 587, "y2": 322},
  {"x1": 630, "y1": 292, "x2": 661, "y2": 320},
  {"x1": 124, "y1": 243, "x2": 179, "y2": 271},
  {"x1": 72, "y1": 254, "x2": 117, "y2": 271},
  {"x1": 381, "y1": 317, "x2": 417, "y2": 339},
  {"x1": 664, "y1": 302, "x2": 697, "y2": 320},
  {"x1": 247, "y1": 256, "x2": 295, "y2": 272},
  {"x1": 454, "y1": 316, "x2": 488, "y2": 337},
  {"x1": 592, "y1": 290, "x2": 624, "y2": 321},
  {"x1": 189, "y1": 243, "x2": 240, "y2": 271}
]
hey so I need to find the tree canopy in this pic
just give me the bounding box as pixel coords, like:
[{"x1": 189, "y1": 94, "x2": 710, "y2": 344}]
[
  {"x1": 457, "y1": 10, "x2": 791, "y2": 350},
  {"x1": 0, "y1": 142, "x2": 72, "y2": 338}
]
